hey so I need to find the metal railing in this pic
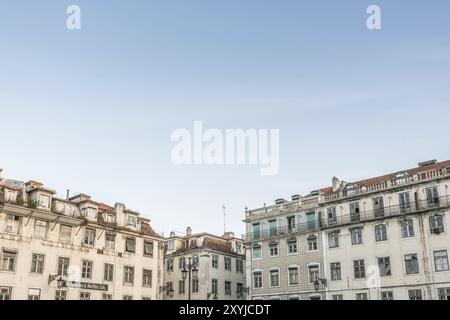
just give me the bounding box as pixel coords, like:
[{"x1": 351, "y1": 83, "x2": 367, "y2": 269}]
[{"x1": 243, "y1": 195, "x2": 450, "y2": 242}]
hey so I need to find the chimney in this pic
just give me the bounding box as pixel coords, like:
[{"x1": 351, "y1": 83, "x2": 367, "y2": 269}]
[
  {"x1": 332, "y1": 176, "x2": 340, "y2": 192},
  {"x1": 66, "y1": 190, "x2": 70, "y2": 200},
  {"x1": 170, "y1": 231, "x2": 175, "y2": 237},
  {"x1": 186, "y1": 227, "x2": 192, "y2": 237},
  {"x1": 114, "y1": 203, "x2": 126, "y2": 227},
  {"x1": 223, "y1": 231, "x2": 235, "y2": 239}
]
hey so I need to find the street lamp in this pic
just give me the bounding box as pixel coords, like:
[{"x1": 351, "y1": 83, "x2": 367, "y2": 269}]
[
  {"x1": 313, "y1": 278, "x2": 327, "y2": 292},
  {"x1": 48, "y1": 274, "x2": 65, "y2": 289},
  {"x1": 181, "y1": 256, "x2": 199, "y2": 300}
]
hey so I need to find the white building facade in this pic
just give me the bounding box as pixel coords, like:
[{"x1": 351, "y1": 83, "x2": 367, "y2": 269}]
[
  {"x1": 163, "y1": 228, "x2": 246, "y2": 300},
  {"x1": 0, "y1": 172, "x2": 164, "y2": 300}
]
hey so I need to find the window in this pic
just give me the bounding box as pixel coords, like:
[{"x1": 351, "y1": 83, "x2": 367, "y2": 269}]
[
  {"x1": 399, "y1": 192, "x2": 411, "y2": 213},
  {"x1": 143, "y1": 269, "x2": 152, "y2": 287},
  {"x1": 405, "y1": 254, "x2": 419, "y2": 274},
  {"x1": 224, "y1": 257, "x2": 232, "y2": 270},
  {"x1": 179, "y1": 280, "x2": 185, "y2": 294},
  {"x1": 288, "y1": 267, "x2": 299, "y2": 285},
  {"x1": 4, "y1": 190, "x2": 17, "y2": 203},
  {"x1": 192, "y1": 278, "x2": 199, "y2": 293},
  {"x1": 59, "y1": 225, "x2": 72, "y2": 243},
  {"x1": 287, "y1": 215, "x2": 296, "y2": 232},
  {"x1": 408, "y1": 290, "x2": 422, "y2": 300},
  {"x1": 127, "y1": 215, "x2": 137, "y2": 227},
  {"x1": 142, "y1": 296, "x2": 151, "y2": 300},
  {"x1": 307, "y1": 236, "x2": 318, "y2": 251},
  {"x1": 55, "y1": 290, "x2": 67, "y2": 300},
  {"x1": 438, "y1": 288, "x2": 450, "y2": 300},
  {"x1": 328, "y1": 232, "x2": 339, "y2": 248},
  {"x1": 225, "y1": 281, "x2": 232, "y2": 295},
  {"x1": 125, "y1": 237, "x2": 136, "y2": 253},
  {"x1": 332, "y1": 294, "x2": 343, "y2": 300},
  {"x1": 253, "y1": 271, "x2": 262, "y2": 288},
  {"x1": 351, "y1": 228, "x2": 363, "y2": 245},
  {"x1": 179, "y1": 256, "x2": 186, "y2": 270},
  {"x1": 123, "y1": 295, "x2": 133, "y2": 300},
  {"x1": 327, "y1": 207, "x2": 337, "y2": 224},
  {"x1": 38, "y1": 194, "x2": 50, "y2": 208},
  {"x1": 1, "y1": 249, "x2": 17, "y2": 271},
  {"x1": 252, "y1": 223, "x2": 261, "y2": 240},
  {"x1": 268, "y1": 220, "x2": 277, "y2": 236},
  {"x1": 356, "y1": 293, "x2": 368, "y2": 300},
  {"x1": 165, "y1": 282, "x2": 173, "y2": 295},
  {"x1": 308, "y1": 265, "x2": 319, "y2": 283},
  {"x1": 353, "y1": 260, "x2": 365, "y2": 279},
  {"x1": 124, "y1": 266, "x2": 135, "y2": 285},
  {"x1": 401, "y1": 220, "x2": 415, "y2": 238},
  {"x1": 330, "y1": 262, "x2": 342, "y2": 281},
  {"x1": 269, "y1": 242, "x2": 278, "y2": 256},
  {"x1": 144, "y1": 240, "x2": 153, "y2": 257},
  {"x1": 5, "y1": 215, "x2": 20, "y2": 234},
  {"x1": 104, "y1": 263, "x2": 114, "y2": 281},
  {"x1": 192, "y1": 255, "x2": 199, "y2": 265},
  {"x1": 0, "y1": 287, "x2": 12, "y2": 300},
  {"x1": 373, "y1": 197, "x2": 385, "y2": 217},
  {"x1": 287, "y1": 238, "x2": 297, "y2": 254},
  {"x1": 212, "y1": 255, "x2": 219, "y2": 268},
  {"x1": 269, "y1": 269, "x2": 279, "y2": 287},
  {"x1": 236, "y1": 241, "x2": 242, "y2": 253},
  {"x1": 105, "y1": 233, "x2": 115, "y2": 250},
  {"x1": 34, "y1": 220, "x2": 48, "y2": 238},
  {"x1": 30, "y1": 254, "x2": 45, "y2": 274},
  {"x1": 106, "y1": 214, "x2": 115, "y2": 223},
  {"x1": 86, "y1": 207, "x2": 97, "y2": 219},
  {"x1": 168, "y1": 240, "x2": 175, "y2": 250},
  {"x1": 237, "y1": 283, "x2": 243, "y2": 295},
  {"x1": 434, "y1": 250, "x2": 449, "y2": 272},
  {"x1": 426, "y1": 186, "x2": 439, "y2": 206},
  {"x1": 381, "y1": 291, "x2": 394, "y2": 300},
  {"x1": 167, "y1": 258, "x2": 174, "y2": 272},
  {"x1": 252, "y1": 245, "x2": 262, "y2": 259},
  {"x1": 430, "y1": 215, "x2": 444, "y2": 234},
  {"x1": 378, "y1": 257, "x2": 391, "y2": 277},
  {"x1": 81, "y1": 260, "x2": 93, "y2": 279},
  {"x1": 103, "y1": 294, "x2": 112, "y2": 300},
  {"x1": 375, "y1": 224, "x2": 388, "y2": 242},
  {"x1": 211, "y1": 279, "x2": 218, "y2": 294},
  {"x1": 28, "y1": 288, "x2": 41, "y2": 300},
  {"x1": 83, "y1": 228, "x2": 95, "y2": 246},
  {"x1": 350, "y1": 202, "x2": 360, "y2": 222},
  {"x1": 58, "y1": 257, "x2": 69, "y2": 276},
  {"x1": 306, "y1": 212, "x2": 316, "y2": 230},
  {"x1": 236, "y1": 259, "x2": 244, "y2": 273},
  {"x1": 80, "y1": 292, "x2": 90, "y2": 300}
]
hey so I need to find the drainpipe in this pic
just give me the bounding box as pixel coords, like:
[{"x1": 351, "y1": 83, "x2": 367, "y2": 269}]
[{"x1": 418, "y1": 204, "x2": 433, "y2": 299}]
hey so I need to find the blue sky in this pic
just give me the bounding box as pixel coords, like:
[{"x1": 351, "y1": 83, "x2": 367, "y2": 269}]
[{"x1": 1, "y1": 0, "x2": 449, "y2": 237}]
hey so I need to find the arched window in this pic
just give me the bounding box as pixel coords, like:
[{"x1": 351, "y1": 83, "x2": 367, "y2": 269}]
[
  {"x1": 430, "y1": 215, "x2": 444, "y2": 234},
  {"x1": 375, "y1": 224, "x2": 388, "y2": 241},
  {"x1": 179, "y1": 256, "x2": 186, "y2": 270}
]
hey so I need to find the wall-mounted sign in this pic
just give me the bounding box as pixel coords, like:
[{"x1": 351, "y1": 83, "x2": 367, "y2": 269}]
[{"x1": 65, "y1": 281, "x2": 108, "y2": 291}]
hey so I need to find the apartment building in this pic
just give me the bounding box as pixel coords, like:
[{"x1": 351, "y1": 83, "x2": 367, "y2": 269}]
[
  {"x1": 244, "y1": 193, "x2": 326, "y2": 300},
  {"x1": 0, "y1": 170, "x2": 164, "y2": 300},
  {"x1": 163, "y1": 227, "x2": 246, "y2": 300},
  {"x1": 243, "y1": 159, "x2": 450, "y2": 300},
  {"x1": 320, "y1": 159, "x2": 450, "y2": 300}
]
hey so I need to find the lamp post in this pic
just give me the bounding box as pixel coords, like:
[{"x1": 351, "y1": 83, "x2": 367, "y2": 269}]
[
  {"x1": 181, "y1": 257, "x2": 199, "y2": 300},
  {"x1": 48, "y1": 274, "x2": 65, "y2": 289}
]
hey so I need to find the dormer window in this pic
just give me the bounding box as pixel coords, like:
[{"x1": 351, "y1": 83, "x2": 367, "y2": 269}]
[
  {"x1": 127, "y1": 215, "x2": 137, "y2": 228},
  {"x1": 38, "y1": 194, "x2": 50, "y2": 208},
  {"x1": 345, "y1": 184, "x2": 358, "y2": 196},
  {"x1": 168, "y1": 240, "x2": 175, "y2": 251},
  {"x1": 86, "y1": 207, "x2": 97, "y2": 220},
  {"x1": 106, "y1": 214, "x2": 115, "y2": 223},
  {"x1": 4, "y1": 189, "x2": 18, "y2": 203},
  {"x1": 395, "y1": 172, "x2": 408, "y2": 184}
]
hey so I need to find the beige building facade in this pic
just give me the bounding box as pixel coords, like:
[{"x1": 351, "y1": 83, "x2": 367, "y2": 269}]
[
  {"x1": 163, "y1": 227, "x2": 246, "y2": 300},
  {"x1": 0, "y1": 170, "x2": 164, "y2": 300}
]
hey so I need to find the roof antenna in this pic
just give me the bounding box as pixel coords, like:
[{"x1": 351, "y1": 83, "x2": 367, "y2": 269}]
[{"x1": 222, "y1": 205, "x2": 226, "y2": 234}]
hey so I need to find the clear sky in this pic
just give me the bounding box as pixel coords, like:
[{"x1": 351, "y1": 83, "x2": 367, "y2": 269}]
[{"x1": 1, "y1": 0, "x2": 449, "y2": 237}]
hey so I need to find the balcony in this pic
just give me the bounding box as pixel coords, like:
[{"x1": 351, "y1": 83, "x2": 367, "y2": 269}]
[
  {"x1": 320, "y1": 195, "x2": 450, "y2": 230},
  {"x1": 243, "y1": 221, "x2": 319, "y2": 242}
]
